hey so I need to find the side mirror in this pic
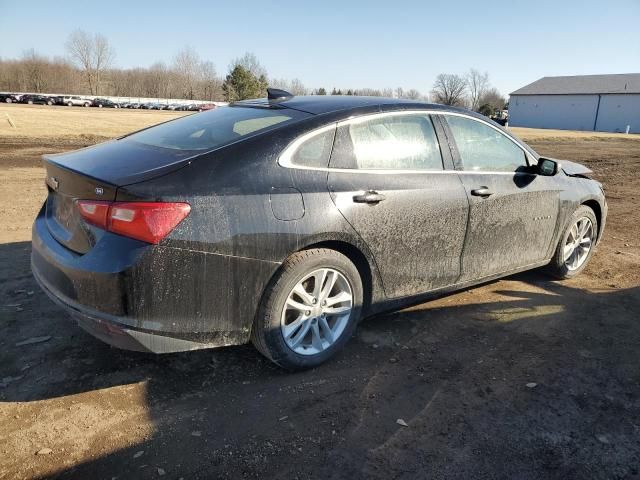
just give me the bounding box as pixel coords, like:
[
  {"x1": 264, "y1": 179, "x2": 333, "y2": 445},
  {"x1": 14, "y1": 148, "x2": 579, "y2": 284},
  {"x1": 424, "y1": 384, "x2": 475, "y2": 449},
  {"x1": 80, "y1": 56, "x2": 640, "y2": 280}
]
[{"x1": 537, "y1": 158, "x2": 559, "y2": 176}]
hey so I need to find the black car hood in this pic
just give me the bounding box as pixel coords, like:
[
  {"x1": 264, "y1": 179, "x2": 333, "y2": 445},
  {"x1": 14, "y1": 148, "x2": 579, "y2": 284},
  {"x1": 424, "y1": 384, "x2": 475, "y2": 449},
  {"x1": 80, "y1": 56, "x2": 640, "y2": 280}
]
[{"x1": 43, "y1": 139, "x2": 199, "y2": 186}]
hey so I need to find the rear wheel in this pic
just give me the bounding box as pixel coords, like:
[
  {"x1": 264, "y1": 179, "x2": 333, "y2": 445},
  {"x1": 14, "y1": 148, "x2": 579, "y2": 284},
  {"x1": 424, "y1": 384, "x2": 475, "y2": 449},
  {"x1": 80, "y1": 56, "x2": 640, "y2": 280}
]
[
  {"x1": 28, "y1": 100, "x2": 33, "y2": 104},
  {"x1": 83, "y1": 102, "x2": 90, "y2": 107},
  {"x1": 547, "y1": 205, "x2": 597, "y2": 279},
  {"x1": 251, "y1": 248, "x2": 363, "y2": 370},
  {"x1": 67, "y1": 102, "x2": 73, "y2": 107}
]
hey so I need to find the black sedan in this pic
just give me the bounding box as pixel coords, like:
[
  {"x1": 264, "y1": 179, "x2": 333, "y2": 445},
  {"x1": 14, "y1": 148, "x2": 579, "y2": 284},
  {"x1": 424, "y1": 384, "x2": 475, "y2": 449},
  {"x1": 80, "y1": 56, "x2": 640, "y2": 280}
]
[
  {"x1": 32, "y1": 90, "x2": 607, "y2": 369},
  {"x1": 21, "y1": 94, "x2": 54, "y2": 105},
  {"x1": 92, "y1": 98, "x2": 119, "y2": 108},
  {"x1": 0, "y1": 93, "x2": 20, "y2": 103}
]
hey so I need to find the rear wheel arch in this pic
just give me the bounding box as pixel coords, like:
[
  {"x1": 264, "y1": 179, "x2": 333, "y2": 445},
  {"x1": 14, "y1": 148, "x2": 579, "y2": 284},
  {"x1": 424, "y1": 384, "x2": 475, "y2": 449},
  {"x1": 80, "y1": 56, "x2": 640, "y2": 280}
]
[
  {"x1": 251, "y1": 238, "x2": 377, "y2": 342},
  {"x1": 251, "y1": 247, "x2": 364, "y2": 369},
  {"x1": 301, "y1": 240, "x2": 373, "y2": 313}
]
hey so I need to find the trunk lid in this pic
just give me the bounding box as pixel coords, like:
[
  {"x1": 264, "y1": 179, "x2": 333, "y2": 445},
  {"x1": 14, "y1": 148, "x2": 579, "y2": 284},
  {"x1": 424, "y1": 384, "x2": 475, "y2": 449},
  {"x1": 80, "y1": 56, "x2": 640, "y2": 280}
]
[
  {"x1": 43, "y1": 158, "x2": 118, "y2": 254},
  {"x1": 42, "y1": 140, "x2": 194, "y2": 254}
]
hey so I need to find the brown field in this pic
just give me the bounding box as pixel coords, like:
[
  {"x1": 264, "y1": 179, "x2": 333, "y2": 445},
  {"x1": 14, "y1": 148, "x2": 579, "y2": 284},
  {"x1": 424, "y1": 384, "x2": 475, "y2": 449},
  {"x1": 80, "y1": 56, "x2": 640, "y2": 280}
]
[{"x1": 0, "y1": 105, "x2": 639, "y2": 479}]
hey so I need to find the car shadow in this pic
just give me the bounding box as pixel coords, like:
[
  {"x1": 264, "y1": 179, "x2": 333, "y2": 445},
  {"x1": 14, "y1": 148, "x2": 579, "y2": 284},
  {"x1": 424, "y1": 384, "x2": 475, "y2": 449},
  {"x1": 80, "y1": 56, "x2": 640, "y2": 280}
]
[{"x1": 1, "y1": 240, "x2": 639, "y2": 479}]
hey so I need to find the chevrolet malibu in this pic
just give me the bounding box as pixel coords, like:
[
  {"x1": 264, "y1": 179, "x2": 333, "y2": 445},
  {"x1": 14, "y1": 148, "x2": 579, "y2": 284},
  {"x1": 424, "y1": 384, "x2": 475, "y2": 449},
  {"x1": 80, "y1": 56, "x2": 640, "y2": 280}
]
[{"x1": 32, "y1": 89, "x2": 607, "y2": 369}]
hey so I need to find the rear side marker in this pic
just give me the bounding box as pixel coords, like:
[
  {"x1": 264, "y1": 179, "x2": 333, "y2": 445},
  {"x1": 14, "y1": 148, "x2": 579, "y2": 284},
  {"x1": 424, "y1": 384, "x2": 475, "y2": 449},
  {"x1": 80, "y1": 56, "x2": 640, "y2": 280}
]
[{"x1": 76, "y1": 200, "x2": 191, "y2": 244}]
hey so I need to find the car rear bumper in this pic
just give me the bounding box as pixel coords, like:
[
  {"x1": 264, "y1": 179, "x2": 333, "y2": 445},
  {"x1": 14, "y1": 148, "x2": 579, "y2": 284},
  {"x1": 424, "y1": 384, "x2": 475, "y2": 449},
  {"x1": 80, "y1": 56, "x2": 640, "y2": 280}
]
[
  {"x1": 33, "y1": 266, "x2": 245, "y2": 353},
  {"x1": 31, "y1": 206, "x2": 280, "y2": 353}
]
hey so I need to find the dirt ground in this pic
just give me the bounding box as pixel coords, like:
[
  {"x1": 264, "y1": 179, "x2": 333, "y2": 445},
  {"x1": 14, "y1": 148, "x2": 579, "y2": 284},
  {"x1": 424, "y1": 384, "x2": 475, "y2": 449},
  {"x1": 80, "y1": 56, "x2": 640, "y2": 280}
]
[{"x1": 0, "y1": 105, "x2": 639, "y2": 480}]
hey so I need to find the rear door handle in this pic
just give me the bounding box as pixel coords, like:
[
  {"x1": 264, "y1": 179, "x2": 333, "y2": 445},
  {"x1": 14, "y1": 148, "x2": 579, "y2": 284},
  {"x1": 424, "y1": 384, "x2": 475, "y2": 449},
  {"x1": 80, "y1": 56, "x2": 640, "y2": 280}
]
[
  {"x1": 353, "y1": 190, "x2": 386, "y2": 204},
  {"x1": 470, "y1": 187, "x2": 494, "y2": 198}
]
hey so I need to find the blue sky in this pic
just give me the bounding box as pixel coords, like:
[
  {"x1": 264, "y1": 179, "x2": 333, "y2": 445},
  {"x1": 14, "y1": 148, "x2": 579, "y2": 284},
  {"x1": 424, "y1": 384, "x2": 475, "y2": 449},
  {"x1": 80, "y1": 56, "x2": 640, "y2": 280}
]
[{"x1": 1, "y1": 0, "x2": 638, "y2": 96}]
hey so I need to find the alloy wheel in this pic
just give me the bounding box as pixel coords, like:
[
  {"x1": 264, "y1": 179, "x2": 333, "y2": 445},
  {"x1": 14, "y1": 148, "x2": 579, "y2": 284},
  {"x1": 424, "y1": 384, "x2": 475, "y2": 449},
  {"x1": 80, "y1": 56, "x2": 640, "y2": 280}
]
[
  {"x1": 563, "y1": 217, "x2": 593, "y2": 271},
  {"x1": 280, "y1": 268, "x2": 353, "y2": 355}
]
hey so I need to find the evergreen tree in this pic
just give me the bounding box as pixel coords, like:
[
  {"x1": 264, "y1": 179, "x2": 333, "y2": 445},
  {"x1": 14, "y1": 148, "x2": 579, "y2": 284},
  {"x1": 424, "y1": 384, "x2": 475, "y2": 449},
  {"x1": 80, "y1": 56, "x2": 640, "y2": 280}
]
[
  {"x1": 222, "y1": 65, "x2": 267, "y2": 101},
  {"x1": 316, "y1": 87, "x2": 327, "y2": 95}
]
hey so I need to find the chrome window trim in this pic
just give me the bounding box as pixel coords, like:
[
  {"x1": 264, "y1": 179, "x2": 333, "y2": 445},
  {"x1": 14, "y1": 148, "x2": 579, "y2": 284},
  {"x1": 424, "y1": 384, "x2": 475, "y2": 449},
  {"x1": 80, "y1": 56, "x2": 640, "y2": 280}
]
[{"x1": 278, "y1": 109, "x2": 536, "y2": 174}]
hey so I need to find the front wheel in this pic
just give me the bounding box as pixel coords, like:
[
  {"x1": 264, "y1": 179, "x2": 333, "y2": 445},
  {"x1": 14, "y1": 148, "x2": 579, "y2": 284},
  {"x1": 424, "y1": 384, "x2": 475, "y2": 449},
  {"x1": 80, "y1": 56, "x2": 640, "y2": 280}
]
[
  {"x1": 251, "y1": 248, "x2": 363, "y2": 370},
  {"x1": 547, "y1": 205, "x2": 598, "y2": 279}
]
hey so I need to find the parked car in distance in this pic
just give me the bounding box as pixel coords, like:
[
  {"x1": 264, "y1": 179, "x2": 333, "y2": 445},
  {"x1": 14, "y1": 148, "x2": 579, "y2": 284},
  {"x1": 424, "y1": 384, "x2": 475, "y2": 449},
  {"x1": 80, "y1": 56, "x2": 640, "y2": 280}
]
[
  {"x1": 61, "y1": 96, "x2": 91, "y2": 107},
  {"x1": 0, "y1": 93, "x2": 20, "y2": 103},
  {"x1": 32, "y1": 90, "x2": 607, "y2": 370},
  {"x1": 92, "y1": 98, "x2": 119, "y2": 108},
  {"x1": 198, "y1": 103, "x2": 216, "y2": 111},
  {"x1": 21, "y1": 94, "x2": 54, "y2": 105}
]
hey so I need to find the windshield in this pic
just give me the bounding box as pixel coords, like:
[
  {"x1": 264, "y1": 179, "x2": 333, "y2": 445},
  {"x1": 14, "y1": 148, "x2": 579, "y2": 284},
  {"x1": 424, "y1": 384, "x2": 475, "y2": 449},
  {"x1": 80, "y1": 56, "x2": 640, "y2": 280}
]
[{"x1": 125, "y1": 106, "x2": 308, "y2": 151}]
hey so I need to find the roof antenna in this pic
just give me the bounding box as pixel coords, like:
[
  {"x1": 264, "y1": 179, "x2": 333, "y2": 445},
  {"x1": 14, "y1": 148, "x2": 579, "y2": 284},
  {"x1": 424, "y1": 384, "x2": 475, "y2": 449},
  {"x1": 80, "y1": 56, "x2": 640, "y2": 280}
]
[{"x1": 267, "y1": 88, "x2": 293, "y2": 102}]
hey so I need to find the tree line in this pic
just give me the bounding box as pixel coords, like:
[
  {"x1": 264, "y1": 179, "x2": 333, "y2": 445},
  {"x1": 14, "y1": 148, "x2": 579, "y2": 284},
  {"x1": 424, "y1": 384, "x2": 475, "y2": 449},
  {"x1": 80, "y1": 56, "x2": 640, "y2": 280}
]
[{"x1": 0, "y1": 29, "x2": 506, "y2": 114}]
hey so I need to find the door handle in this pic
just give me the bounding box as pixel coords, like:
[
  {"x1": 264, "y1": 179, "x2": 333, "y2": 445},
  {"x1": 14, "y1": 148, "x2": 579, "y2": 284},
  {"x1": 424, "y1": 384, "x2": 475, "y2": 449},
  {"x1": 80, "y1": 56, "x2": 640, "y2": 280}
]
[
  {"x1": 353, "y1": 190, "x2": 386, "y2": 204},
  {"x1": 470, "y1": 187, "x2": 494, "y2": 198}
]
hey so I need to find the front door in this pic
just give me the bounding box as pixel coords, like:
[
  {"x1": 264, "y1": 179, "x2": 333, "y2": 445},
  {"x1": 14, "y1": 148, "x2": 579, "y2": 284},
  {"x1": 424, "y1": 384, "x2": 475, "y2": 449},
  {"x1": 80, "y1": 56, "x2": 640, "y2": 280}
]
[
  {"x1": 327, "y1": 112, "x2": 469, "y2": 299},
  {"x1": 441, "y1": 114, "x2": 561, "y2": 282}
]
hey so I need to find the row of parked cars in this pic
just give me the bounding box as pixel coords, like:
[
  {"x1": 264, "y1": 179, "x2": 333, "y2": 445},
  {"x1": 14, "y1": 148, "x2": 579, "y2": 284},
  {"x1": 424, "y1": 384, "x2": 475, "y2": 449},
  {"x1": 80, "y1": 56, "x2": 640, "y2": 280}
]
[{"x1": 0, "y1": 93, "x2": 215, "y2": 111}]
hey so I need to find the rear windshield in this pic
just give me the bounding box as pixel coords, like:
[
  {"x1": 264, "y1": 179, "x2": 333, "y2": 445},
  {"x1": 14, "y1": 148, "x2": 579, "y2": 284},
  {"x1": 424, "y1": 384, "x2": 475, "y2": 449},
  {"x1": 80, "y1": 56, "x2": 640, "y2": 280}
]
[{"x1": 125, "y1": 106, "x2": 308, "y2": 151}]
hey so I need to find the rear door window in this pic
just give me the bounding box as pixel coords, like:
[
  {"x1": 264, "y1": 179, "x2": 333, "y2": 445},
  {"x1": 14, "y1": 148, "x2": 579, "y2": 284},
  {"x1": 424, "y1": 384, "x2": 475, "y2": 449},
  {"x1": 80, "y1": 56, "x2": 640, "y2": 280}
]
[
  {"x1": 330, "y1": 113, "x2": 443, "y2": 170},
  {"x1": 125, "y1": 106, "x2": 308, "y2": 151}
]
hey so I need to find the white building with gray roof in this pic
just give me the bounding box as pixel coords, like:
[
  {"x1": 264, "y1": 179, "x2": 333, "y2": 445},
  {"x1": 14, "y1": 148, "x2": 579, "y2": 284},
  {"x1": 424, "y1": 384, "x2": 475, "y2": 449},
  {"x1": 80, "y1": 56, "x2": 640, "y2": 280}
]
[{"x1": 509, "y1": 73, "x2": 640, "y2": 133}]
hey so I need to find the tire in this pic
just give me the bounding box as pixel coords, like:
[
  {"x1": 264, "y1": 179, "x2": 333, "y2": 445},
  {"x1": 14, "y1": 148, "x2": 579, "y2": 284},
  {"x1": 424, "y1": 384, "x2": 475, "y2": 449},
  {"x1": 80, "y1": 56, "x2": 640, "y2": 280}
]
[
  {"x1": 67, "y1": 102, "x2": 73, "y2": 107},
  {"x1": 5, "y1": 98, "x2": 11, "y2": 103},
  {"x1": 83, "y1": 103, "x2": 90, "y2": 107},
  {"x1": 98, "y1": 104, "x2": 103, "y2": 108},
  {"x1": 547, "y1": 205, "x2": 598, "y2": 279},
  {"x1": 47, "y1": 101, "x2": 53, "y2": 105},
  {"x1": 28, "y1": 100, "x2": 33, "y2": 105},
  {"x1": 251, "y1": 248, "x2": 363, "y2": 370}
]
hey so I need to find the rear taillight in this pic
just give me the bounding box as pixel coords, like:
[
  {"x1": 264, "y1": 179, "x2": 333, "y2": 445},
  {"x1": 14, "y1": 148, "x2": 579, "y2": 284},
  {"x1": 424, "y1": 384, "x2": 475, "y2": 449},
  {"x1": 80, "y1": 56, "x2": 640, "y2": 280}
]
[{"x1": 76, "y1": 200, "x2": 191, "y2": 244}]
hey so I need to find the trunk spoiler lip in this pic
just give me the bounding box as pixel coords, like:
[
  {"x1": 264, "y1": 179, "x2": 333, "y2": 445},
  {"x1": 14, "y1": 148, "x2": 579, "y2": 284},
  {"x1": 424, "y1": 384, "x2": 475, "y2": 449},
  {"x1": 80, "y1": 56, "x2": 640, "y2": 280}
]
[
  {"x1": 41, "y1": 142, "x2": 202, "y2": 188},
  {"x1": 42, "y1": 153, "x2": 119, "y2": 189}
]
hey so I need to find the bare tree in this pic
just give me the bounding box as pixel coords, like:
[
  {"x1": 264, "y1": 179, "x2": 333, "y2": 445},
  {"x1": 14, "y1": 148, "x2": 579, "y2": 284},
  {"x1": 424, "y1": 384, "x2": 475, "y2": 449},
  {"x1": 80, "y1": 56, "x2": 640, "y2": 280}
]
[
  {"x1": 21, "y1": 49, "x2": 48, "y2": 92},
  {"x1": 174, "y1": 46, "x2": 201, "y2": 99},
  {"x1": 478, "y1": 87, "x2": 506, "y2": 114},
  {"x1": 230, "y1": 52, "x2": 267, "y2": 79},
  {"x1": 431, "y1": 73, "x2": 467, "y2": 106},
  {"x1": 199, "y1": 60, "x2": 222, "y2": 100},
  {"x1": 405, "y1": 88, "x2": 422, "y2": 100},
  {"x1": 145, "y1": 62, "x2": 171, "y2": 99},
  {"x1": 66, "y1": 30, "x2": 114, "y2": 95},
  {"x1": 289, "y1": 78, "x2": 307, "y2": 96},
  {"x1": 466, "y1": 69, "x2": 489, "y2": 111}
]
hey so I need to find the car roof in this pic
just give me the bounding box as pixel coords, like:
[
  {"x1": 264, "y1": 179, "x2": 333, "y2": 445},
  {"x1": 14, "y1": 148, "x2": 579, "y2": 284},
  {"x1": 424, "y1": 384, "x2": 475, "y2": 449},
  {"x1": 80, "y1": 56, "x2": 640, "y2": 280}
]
[{"x1": 233, "y1": 95, "x2": 469, "y2": 116}]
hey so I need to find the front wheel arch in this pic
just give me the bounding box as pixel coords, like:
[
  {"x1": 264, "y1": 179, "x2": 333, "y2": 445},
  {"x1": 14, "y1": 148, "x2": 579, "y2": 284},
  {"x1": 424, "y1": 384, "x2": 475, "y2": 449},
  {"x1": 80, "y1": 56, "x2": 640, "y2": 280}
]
[{"x1": 582, "y1": 199, "x2": 602, "y2": 242}]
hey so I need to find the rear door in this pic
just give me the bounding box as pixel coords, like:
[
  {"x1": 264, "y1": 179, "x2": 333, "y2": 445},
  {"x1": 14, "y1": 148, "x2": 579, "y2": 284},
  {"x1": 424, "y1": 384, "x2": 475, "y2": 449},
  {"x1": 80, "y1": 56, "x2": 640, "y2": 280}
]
[
  {"x1": 440, "y1": 113, "x2": 561, "y2": 282},
  {"x1": 327, "y1": 112, "x2": 469, "y2": 299}
]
